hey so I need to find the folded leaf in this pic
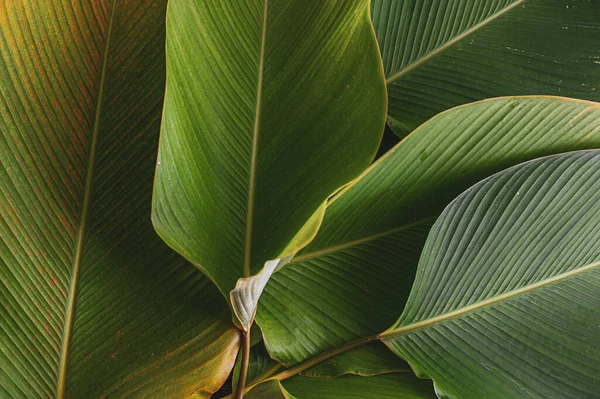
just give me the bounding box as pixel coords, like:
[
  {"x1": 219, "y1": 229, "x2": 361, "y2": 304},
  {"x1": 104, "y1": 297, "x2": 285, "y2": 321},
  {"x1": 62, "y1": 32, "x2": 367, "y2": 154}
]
[
  {"x1": 371, "y1": 0, "x2": 600, "y2": 136},
  {"x1": 0, "y1": 1, "x2": 238, "y2": 397},
  {"x1": 231, "y1": 255, "x2": 293, "y2": 331},
  {"x1": 257, "y1": 96, "x2": 600, "y2": 365},
  {"x1": 151, "y1": 0, "x2": 387, "y2": 298},
  {"x1": 382, "y1": 150, "x2": 600, "y2": 398}
]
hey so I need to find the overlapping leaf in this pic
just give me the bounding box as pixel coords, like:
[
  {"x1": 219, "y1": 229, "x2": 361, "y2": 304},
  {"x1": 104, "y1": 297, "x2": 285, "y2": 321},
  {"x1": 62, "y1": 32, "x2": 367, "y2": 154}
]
[
  {"x1": 283, "y1": 374, "x2": 436, "y2": 399},
  {"x1": 233, "y1": 342, "x2": 281, "y2": 389},
  {"x1": 257, "y1": 97, "x2": 600, "y2": 365},
  {"x1": 244, "y1": 374, "x2": 436, "y2": 399},
  {"x1": 0, "y1": 1, "x2": 238, "y2": 397},
  {"x1": 151, "y1": 0, "x2": 387, "y2": 300},
  {"x1": 382, "y1": 150, "x2": 600, "y2": 398},
  {"x1": 371, "y1": 0, "x2": 600, "y2": 136},
  {"x1": 301, "y1": 342, "x2": 409, "y2": 378}
]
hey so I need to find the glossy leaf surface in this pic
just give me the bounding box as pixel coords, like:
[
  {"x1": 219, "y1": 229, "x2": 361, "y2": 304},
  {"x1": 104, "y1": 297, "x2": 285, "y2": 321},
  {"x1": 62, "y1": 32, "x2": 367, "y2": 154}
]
[
  {"x1": 257, "y1": 97, "x2": 600, "y2": 365},
  {"x1": 371, "y1": 0, "x2": 600, "y2": 136},
  {"x1": 152, "y1": 0, "x2": 386, "y2": 297},
  {"x1": 0, "y1": 1, "x2": 238, "y2": 397},
  {"x1": 382, "y1": 151, "x2": 600, "y2": 398}
]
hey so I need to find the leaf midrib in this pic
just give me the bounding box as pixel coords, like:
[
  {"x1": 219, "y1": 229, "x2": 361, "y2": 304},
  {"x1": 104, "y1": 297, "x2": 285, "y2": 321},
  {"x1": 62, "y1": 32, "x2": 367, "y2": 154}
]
[
  {"x1": 380, "y1": 259, "x2": 600, "y2": 339},
  {"x1": 291, "y1": 217, "x2": 436, "y2": 264},
  {"x1": 56, "y1": 1, "x2": 118, "y2": 396},
  {"x1": 247, "y1": 259, "x2": 600, "y2": 389},
  {"x1": 244, "y1": 0, "x2": 269, "y2": 277},
  {"x1": 385, "y1": 0, "x2": 526, "y2": 85}
]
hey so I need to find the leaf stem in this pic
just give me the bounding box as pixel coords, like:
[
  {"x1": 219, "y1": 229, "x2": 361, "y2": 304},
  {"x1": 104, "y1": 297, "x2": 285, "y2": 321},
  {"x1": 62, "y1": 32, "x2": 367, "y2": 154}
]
[
  {"x1": 236, "y1": 334, "x2": 381, "y2": 396},
  {"x1": 234, "y1": 329, "x2": 251, "y2": 399},
  {"x1": 270, "y1": 335, "x2": 379, "y2": 381}
]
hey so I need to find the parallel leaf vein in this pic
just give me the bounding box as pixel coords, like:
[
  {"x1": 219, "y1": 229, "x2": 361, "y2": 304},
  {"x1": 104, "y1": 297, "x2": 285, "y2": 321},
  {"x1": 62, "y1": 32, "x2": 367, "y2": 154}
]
[
  {"x1": 56, "y1": 1, "x2": 118, "y2": 396},
  {"x1": 292, "y1": 218, "x2": 436, "y2": 264},
  {"x1": 244, "y1": 0, "x2": 269, "y2": 277},
  {"x1": 380, "y1": 260, "x2": 600, "y2": 339},
  {"x1": 385, "y1": 0, "x2": 525, "y2": 84}
]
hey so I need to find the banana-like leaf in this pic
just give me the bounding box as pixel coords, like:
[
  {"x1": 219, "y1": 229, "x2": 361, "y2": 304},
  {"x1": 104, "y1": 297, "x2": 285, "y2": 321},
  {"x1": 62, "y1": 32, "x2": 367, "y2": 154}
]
[
  {"x1": 0, "y1": 1, "x2": 238, "y2": 397},
  {"x1": 151, "y1": 0, "x2": 387, "y2": 299},
  {"x1": 245, "y1": 374, "x2": 436, "y2": 399},
  {"x1": 371, "y1": 0, "x2": 600, "y2": 136},
  {"x1": 382, "y1": 150, "x2": 600, "y2": 398},
  {"x1": 256, "y1": 97, "x2": 600, "y2": 365}
]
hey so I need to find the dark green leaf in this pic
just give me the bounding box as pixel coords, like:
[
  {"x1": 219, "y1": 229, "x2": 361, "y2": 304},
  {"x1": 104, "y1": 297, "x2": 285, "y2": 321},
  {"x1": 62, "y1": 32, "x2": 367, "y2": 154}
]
[
  {"x1": 0, "y1": 1, "x2": 238, "y2": 397},
  {"x1": 371, "y1": 0, "x2": 600, "y2": 136},
  {"x1": 301, "y1": 342, "x2": 410, "y2": 378},
  {"x1": 283, "y1": 374, "x2": 436, "y2": 399},
  {"x1": 233, "y1": 341, "x2": 281, "y2": 388},
  {"x1": 244, "y1": 374, "x2": 436, "y2": 399}
]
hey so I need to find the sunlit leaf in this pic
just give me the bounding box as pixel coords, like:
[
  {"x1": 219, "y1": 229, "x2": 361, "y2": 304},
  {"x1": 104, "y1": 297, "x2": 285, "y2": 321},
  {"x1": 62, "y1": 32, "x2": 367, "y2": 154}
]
[{"x1": 151, "y1": 0, "x2": 387, "y2": 299}]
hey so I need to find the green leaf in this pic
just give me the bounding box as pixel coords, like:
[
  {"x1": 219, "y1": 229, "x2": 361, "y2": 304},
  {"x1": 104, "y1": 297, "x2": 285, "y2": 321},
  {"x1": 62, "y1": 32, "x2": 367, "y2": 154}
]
[
  {"x1": 301, "y1": 341, "x2": 410, "y2": 378},
  {"x1": 0, "y1": 1, "x2": 238, "y2": 397},
  {"x1": 257, "y1": 96, "x2": 600, "y2": 365},
  {"x1": 245, "y1": 374, "x2": 436, "y2": 399},
  {"x1": 233, "y1": 341, "x2": 281, "y2": 389},
  {"x1": 245, "y1": 380, "x2": 293, "y2": 399},
  {"x1": 371, "y1": 0, "x2": 600, "y2": 136},
  {"x1": 283, "y1": 374, "x2": 436, "y2": 399},
  {"x1": 151, "y1": 0, "x2": 387, "y2": 299},
  {"x1": 381, "y1": 150, "x2": 600, "y2": 399},
  {"x1": 231, "y1": 340, "x2": 407, "y2": 392}
]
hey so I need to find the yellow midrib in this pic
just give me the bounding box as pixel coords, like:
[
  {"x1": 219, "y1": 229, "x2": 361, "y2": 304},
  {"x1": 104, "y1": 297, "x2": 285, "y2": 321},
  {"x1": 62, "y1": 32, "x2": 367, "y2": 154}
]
[
  {"x1": 380, "y1": 260, "x2": 600, "y2": 339},
  {"x1": 243, "y1": 259, "x2": 600, "y2": 388},
  {"x1": 291, "y1": 217, "x2": 436, "y2": 264},
  {"x1": 385, "y1": 0, "x2": 526, "y2": 84},
  {"x1": 56, "y1": 0, "x2": 118, "y2": 396},
  {"x1": 243, "y1": 0, "x2": 269, "y2": 277}
]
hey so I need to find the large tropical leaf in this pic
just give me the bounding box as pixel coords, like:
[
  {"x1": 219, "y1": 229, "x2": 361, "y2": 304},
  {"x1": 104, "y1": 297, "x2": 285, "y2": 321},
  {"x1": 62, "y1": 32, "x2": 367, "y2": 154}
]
[
  {"x1": 0, "y1": 1, "x2": 238, "y2": 397},
  {"x1": 382, "y1": 150, "x2": 600, "y2": 398},
  {"x1": 151, "y1": 0, "x2": 387, "y2": 301},
  {"x1": 256, "y1": 97, "x2": 600, "y2": 365},
  {"x1": 371, "y1": 0, "x2": 600, "y2": 136}
]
